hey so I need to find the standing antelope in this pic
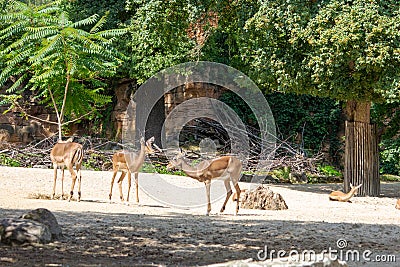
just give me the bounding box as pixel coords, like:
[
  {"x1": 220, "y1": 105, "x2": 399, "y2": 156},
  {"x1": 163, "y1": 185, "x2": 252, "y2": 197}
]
[
  {"x1": 50, "y1": 137, "x2": 83, "y2": 201},
  {"x1": 329, "y1": 183, "x2": 362, "y2": 202},
  {"x1": 167, "y1": 150, "x2": 243, "y2": 215},
  {"x1": 109, "y1": 137, "x2": 160, "y2": 204}
]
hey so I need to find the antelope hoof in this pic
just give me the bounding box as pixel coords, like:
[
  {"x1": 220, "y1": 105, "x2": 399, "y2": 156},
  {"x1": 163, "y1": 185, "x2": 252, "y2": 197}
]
[{"x1": 78, "y1": 192, "x2": 81, "y2": 202}]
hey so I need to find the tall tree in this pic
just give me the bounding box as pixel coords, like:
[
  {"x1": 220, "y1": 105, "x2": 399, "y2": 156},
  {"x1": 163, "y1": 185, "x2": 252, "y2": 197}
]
[
  {"x1": 239, "y1": 0, "x2": 400, "y2": 196},
  {"x1": 0, "y1": 0, "x2": 126, "y2": 139}
]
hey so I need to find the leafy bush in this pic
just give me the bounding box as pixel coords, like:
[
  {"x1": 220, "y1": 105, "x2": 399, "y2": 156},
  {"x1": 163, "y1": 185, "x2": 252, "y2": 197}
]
[
  {"x1": 379, "y1": 139, "x2": 400, "y2": 176},
  {"x1": 372, "y1": 103, "x2": 400, "y2": 176},
  {"x1": 141, "y1": 162, "x2": 186, "y2": 176},
  {"x1": 0, "y1": 154, "x2": 21, "y2": 167},
  {"x1": 317, "y1": 164, "x2": 342, "y2": 177}
]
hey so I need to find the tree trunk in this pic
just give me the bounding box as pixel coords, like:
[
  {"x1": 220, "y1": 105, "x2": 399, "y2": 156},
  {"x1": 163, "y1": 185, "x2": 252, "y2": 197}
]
[{"x1": 344, "y1": 101, "x2": 380, "y2": 196}]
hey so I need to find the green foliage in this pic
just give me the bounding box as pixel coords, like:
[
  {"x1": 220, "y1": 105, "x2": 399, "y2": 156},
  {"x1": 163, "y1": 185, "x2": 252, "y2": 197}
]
[
  {"x1": 317, "y1": 164, "x2": 342, "y2": 177},
  {"x1": 61, "y1": 0, "x2": 132, "y2": 77},
  {"x1": 141, "y1": 162, "x2": 186, "y2": 176},
  {"x1": 271, "y1": 167, "x2": 291, "y2": 182},
  {"x1": 82, "y1": 153, "x2": 107, "y2": 171},
  {"x1": 0, "y1": 154, "x2": 21, "y2": 167},
  {"x1": 380, "y1": 174, "x2": 400, "y2": 182},
  {"x1": 379, "y1": 138, "x2": 400, "y2": 175},
  {"x1": 268, "y1": 93, "x2": 342, "y2": 158},
  {"x1": 127, "y1": 0, "x2": 196, "y2": 83},
  {"x1": 240, "y1": 0, "x2": 400, "y2": 102},
  {"x1": 0, "y1": 0, "x2": 126, "y2": 136},
  {"x1": 372, "y1": 102, "x2": 400, "y2": 175},
  {"x1": 62, "y1": 0, "x2": 129, "y2": 29}
]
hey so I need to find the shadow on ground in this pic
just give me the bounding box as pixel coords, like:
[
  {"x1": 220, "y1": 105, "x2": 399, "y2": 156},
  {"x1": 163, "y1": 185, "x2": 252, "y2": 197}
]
[
  {"x1": 0, "y1": 208, "x2": 399, "y2": 266},
  {"x1": 267, "y1": 182, "x2": 400, "y2": 198}
]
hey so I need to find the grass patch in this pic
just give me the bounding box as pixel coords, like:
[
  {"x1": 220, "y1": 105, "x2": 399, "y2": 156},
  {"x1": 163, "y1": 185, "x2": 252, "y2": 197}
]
[{"x1": 380, "y1": 174, "x2": 400, "y2": 182}]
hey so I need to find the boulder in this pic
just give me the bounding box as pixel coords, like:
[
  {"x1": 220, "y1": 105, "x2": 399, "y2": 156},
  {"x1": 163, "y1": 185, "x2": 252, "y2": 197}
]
[
  {"x1": 0, "y1": 218, "x2": 51, "y2": 245},
  {"x1": 21, "y1": 208, "x2": 62, "y2": 240},
  {"x1": 241, "y1": 185, "x2": 288, "y2": 210},
  {"x1": 0, "y1": 208, "x2": 62, "y2": 245}
]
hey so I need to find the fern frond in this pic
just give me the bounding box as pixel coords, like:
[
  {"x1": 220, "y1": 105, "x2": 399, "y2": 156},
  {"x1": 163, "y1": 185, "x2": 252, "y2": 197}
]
[
  {"x1": 0, "y1": 20, "x2": 29, "y2": 40},
  {"x1": 58, "y1": 11, "x2": 70, "y2": 27},
  {"x1": 90, "y1": 11, "x2": 109, "y2": 34},
  {"x1": 42, "y1": 16, "x2": 60, "y2": 25},
  {"x1": 5, "y1": 0, "x2": 28, "y2": 11},
  {"x1": 88, "y1": 90, "x2": 112, "y2": 105},
  {"x1": 35, "y1": 52, "x2": 63, "y2": 67},
  {"x1": 96, "y1": 28, "x2": 128, "y2": 38},
  {"x1": 6, "y1": 47, "x2": 33, "y2": 67},
  {"x1": 37, "y1": 6, "x2": 60, "y2": 15},
  {"x1": 36, "y1": 0, "x2": 62, "y2": 11},
  {"x1": 26, "y1": 26, "x2": 58, "y2": 40},
  {"x1": 0, "y1": 12, "x2": 27, "y2": 24},
  {"x1": 72, "y1": 14, "x2": 99, "y2": 28},
  {"x1": 29, "y1": 34, "x2": 62, "y2": 64},
  {"x1": 6, "y1": 73, "x2": 28, "y2": 93}
]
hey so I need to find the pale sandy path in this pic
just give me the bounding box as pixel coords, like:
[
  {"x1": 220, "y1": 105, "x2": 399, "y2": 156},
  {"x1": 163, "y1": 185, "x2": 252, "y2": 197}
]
[{"x1": 0, "y1": 166, "x2": 399, "y2": 266}]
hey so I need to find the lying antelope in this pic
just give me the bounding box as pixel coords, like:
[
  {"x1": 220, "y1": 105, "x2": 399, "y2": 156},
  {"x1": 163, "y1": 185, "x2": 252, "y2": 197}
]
[
  {"x1": 167, "y1": 150, "x2": 243, "y2": 215},
  {"x1": 329, "y1": 183, "x2": 362, "y2": 202},
  {"x1": 396, "y1": 199, "x2": 400, "y2": 210},
  {"x1": 50, "y1": 137, "x2": 83, "y2": 201},
  {"x1": 109, "y1": 137, "x2": 161, "y2": 204}
]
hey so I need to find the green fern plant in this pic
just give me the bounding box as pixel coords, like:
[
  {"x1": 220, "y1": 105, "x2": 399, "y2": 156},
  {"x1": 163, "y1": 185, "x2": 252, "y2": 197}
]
[{"x1": 0, "y1": 0, "x2": 126, "y2": 139}]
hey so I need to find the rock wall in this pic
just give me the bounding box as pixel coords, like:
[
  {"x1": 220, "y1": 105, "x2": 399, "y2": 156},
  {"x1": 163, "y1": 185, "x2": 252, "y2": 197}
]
[
  {"x1": 0, "y1": 105, "x2": 55, "y2": 144},
  {"x1": 0, "y1": 80, "x2": 226, "y2": 144}
]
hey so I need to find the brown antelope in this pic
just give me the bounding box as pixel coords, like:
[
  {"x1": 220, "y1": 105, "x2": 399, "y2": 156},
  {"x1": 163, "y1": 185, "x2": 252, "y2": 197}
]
[
  {"x1": 50, "y1": 137, "x2": 83, "y2": 201},
  {"x1": 167, "y1": 150, "x2": 243, "y2": 215},
  {"x1": 329, "y1": 183, "x2": 362, "y2": 202},
  {"x1": 109, "y1": 137, "x2": 160, "y2": 204},
  {"x1": 396, "y1": 199, "x2": 400, "y2": 210}
]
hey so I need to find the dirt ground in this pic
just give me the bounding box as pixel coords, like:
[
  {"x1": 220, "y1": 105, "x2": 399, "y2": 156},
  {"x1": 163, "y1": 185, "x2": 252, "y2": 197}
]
[{"x1": 0, "y1": 166, "x2": 399, "y2": 266}]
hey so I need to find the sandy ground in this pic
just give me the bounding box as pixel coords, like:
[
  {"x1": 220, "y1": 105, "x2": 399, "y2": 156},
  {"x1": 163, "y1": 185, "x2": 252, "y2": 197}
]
[{"x1": 0, "y1": 166, "x2": 399, "y2": 267}]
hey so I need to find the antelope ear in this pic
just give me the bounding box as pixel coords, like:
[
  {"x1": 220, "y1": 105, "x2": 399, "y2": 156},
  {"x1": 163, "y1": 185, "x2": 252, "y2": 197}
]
[
  {"x1": 357, "y1": 183, "x2": 362, "y2": 188},
  {"x1": 350, "y1": 183, "x2": 353, "y2": 188},
  {"x1": 147, "y1": 136, "x2": 155, "y2": 143}
]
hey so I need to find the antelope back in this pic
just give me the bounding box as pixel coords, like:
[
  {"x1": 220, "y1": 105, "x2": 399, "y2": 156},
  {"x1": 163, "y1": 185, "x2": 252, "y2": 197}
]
[{"x1": 50, "y1": 142, "x2": 83, "y2": 166}]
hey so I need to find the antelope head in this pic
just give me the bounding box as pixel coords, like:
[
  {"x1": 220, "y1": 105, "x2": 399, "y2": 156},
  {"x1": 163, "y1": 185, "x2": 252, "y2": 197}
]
[
  {"x1": 166, "y1": 149, "x2": 186, "y2": 171},
  {"x1": 145, "y1": 136, "x2": 162, "y2": 154},
  {"x1": 350, "y1": 183, "x2": 362, "y2": 196}
]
